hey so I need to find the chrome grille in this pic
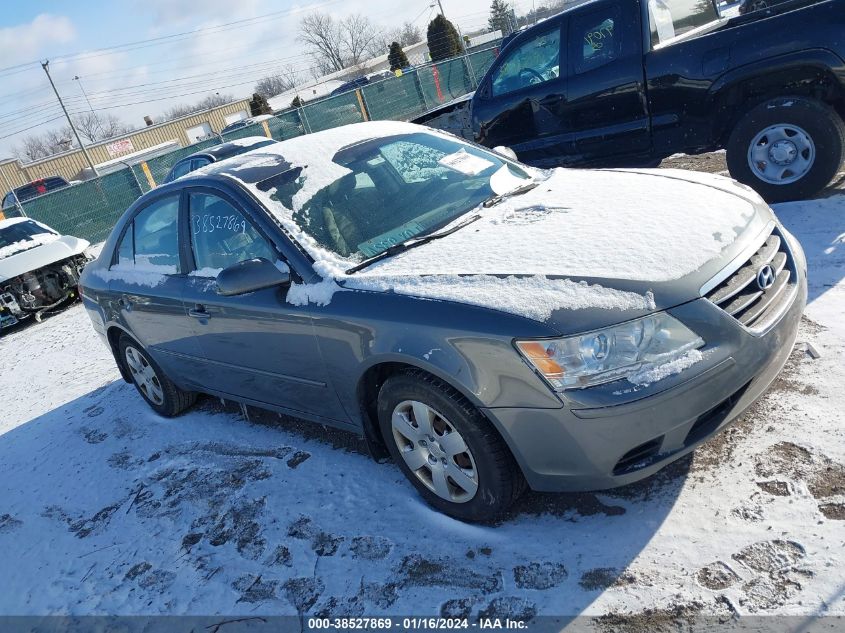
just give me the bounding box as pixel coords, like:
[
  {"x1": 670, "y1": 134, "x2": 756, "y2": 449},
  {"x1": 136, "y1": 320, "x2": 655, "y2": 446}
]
[{"x1": 706, "y1": 229, "x2": 796, "y2": 331}]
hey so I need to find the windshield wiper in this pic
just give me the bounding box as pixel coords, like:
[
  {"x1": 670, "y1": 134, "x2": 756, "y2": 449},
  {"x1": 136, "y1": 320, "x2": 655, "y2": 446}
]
[
  {"x1": 482, "y1": 180, "x2": 540, "y2": 208},
  {"x1": 346, "y1": 214, "x2": 481, "y2": 274}
]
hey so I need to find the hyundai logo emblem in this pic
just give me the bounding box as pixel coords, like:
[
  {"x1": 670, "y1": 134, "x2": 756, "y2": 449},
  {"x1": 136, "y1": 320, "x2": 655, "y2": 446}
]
[{"x1": 757, "y1": 264, "x2": 776, "y2": 291}]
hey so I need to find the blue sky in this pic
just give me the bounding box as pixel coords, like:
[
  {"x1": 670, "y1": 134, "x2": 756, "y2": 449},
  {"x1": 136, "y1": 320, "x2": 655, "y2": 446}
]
[{"x1": 0, "y1": 0, "x2": 499, "y2": 160}]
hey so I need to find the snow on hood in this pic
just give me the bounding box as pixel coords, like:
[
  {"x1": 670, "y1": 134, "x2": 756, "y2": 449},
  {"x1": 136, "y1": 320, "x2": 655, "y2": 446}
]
[
  {"x1": 343, "y1": 274, "x2": 656, "y2": 322},
  {"x1": 361, "y1": 169, "x2": 758, "y2": 281},
  {"x1": 0, "y1": 234, "x2": 89, "y2": 283}
]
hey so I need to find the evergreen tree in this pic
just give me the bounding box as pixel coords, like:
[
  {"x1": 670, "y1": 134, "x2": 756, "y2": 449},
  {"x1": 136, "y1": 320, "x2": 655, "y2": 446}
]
[
  {"x1": 388, "y1": 42, "x2": 410, "y2": 71},
  {"x1": 488, "y1": 0, "x2": 512, "y2": 34},
  {"x1": 249, "y1": 93, "x2": 273, "y2": 116},
  {"x1": 426, "y1": 14, "x2": 463, "y2": 62},
  {"x1": 291, "y1": 95, "x2": 304, "y2": 108}
]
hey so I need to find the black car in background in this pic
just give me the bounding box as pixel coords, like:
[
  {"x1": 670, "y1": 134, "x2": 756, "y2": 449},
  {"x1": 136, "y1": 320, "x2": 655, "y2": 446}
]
[
  {"x1": 330, "y1": 77, "x2": 370, "y2": 97},
  {"x1": 163, "y1": 137, "x2": 278, "y2": 183},
  {"x1": 415, "y1": 0, "x2": 845, "y2": 202},
  {"x1": 2, "y1": 176, "x2": 70, "y2": 215}
]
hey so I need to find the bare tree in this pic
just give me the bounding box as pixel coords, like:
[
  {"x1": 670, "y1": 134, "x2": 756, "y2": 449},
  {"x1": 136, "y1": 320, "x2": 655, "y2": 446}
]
[
  {"x1": 299, "y1": 12, "x2": 346, "y2": 74},
  {"x1": 14, "y1": 127, "x2": 73, "y2": 162},
  {"x1": 254, "y1": 65, "x2": 303, "y2": 98},
  {"x1": 342, "y1": 14, "x2": 383, "y2": 66},
  {"x1": 374, "y1": 21, "x2": 424, "y2": 60},
  {"x1": 299, "y1": 12, "x2": 383, "y2": 76},
  {"x1": 15, "y1": 136, "x2": 50, "y2": 162},
  {"x1": 162, "y1": 93, "x2": 234, "y2": 121},
  {"x1": 72, "y1": 112, "x2": 132, "y2": 143}
]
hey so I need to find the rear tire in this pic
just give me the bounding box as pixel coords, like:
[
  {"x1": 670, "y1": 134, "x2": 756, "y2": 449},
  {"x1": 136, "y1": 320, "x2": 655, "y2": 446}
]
[
  {"x1": 377, "y1": 369, "x2": 526, "y2": 522},
  {"x1": 726, "y1": 97, "x2": 845, "y2": 203},
  {"x1": 118, "y1": 334, "x2": 196, "y2": 417}
]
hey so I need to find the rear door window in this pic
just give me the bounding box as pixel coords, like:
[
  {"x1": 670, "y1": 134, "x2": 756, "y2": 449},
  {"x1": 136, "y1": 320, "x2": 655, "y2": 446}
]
[
  {"x1": 191, "y1": 157, "x2": 212, "y2": 171},
  {"x1": 115, "y1": 223, "x2": 134, "y2": 268},
  {"x1": 169, "y1": 160, "x2": 193, "y2": 181},
  {"x1": 570, "y1": 7, "x2": 623, "y2": 74},
  {"x1": 647, "y1": 0, "x2": 720, "y2": 46},
  {"x1": 129, "y1": 196, "x2": 181, "y2": 273}
]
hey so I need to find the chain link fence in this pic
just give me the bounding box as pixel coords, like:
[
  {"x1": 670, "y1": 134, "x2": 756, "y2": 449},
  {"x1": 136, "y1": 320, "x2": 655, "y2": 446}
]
[{"x1": 7, "y1": 44, "x2": 500, "y2": 245}]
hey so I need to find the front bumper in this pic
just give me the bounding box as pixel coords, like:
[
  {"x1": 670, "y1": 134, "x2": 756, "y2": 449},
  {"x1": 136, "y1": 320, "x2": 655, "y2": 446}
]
[{"x1": 482, "y1": 249, "x2": 808, "y2": 493}]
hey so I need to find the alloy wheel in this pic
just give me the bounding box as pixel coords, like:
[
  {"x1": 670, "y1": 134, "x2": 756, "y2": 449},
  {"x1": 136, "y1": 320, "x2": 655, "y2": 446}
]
[{"x1": 391, "y1": 400, "x2": 479, "y2": 503}]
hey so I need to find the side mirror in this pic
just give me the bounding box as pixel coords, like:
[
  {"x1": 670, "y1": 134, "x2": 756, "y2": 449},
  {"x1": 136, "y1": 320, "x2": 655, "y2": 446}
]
[
  {"x1": 493, "y1": 146, "x2": 518, "y2": 161},
  {"x1": 216, "y1": 258, "x2": 290, "y2": 296}
]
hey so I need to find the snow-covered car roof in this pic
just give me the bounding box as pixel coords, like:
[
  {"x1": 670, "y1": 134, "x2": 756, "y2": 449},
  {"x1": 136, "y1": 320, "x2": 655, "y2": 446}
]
[{"x1": 192, "y1": 121, "x2": 425, "y2": 186}]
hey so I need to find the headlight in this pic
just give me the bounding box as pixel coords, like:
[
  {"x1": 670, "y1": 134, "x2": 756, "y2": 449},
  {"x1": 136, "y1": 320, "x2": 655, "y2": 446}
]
[{"x1": 516, "y1": 312, "x2": 704, "y2": 390}]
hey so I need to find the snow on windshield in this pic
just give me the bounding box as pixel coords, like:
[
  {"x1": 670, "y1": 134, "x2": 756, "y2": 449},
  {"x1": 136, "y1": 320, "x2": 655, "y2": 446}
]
[{"x1": 0, "y1": 219, "x2": 60, "y2": 259}]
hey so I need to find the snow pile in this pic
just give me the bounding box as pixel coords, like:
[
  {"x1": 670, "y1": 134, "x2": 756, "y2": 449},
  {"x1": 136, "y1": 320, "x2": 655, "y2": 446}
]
[
  {"x1": 188, "y1": 267, "x2": 223, "y2": 278},
  {"x1": 226, "y1": 136, "x2": 274, "y2": 148},
  {"x1": 89, "y1": 266, "x2": 168, "y2": 289},
  {"x1": 286, "y1": 277, "x2": 345, "y2": 307},
  {"x1": 345, "y1": 274, "x2": 656, "y2": 321},
  {"x1": 0, "y1": 233, "x2": 60, "y2": 259}
]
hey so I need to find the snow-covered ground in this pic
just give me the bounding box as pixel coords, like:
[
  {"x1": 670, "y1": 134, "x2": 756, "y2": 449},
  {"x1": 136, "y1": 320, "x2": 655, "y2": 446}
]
[{"x1": 0, "y1": 186, "x2": 843, "y2": 626}]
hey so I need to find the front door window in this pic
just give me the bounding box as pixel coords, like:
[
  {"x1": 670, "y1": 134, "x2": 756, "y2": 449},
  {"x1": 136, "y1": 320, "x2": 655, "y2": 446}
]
[
  {"x1": 491, "y1": 27, "x2": 561, "y2": 97},
  {"x1": 188, "y1": 192, "x2": 276, "y2": 275}
]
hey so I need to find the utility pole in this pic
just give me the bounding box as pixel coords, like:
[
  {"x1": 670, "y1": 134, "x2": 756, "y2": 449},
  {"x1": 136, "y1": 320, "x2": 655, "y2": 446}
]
[
  {"x1": 42, "y1": 60, "x2": 99, "y2": 177},
  {"x1": 436, "y1": 0, "x2": 448, "y2": 20}
]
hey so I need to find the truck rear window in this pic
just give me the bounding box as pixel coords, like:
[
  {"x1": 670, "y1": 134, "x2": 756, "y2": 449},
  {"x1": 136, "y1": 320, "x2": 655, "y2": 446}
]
[
  {"x1": 7, "y1": 177, "x2": 69, "y2": 206},
  {"x1": 648, "y1": 0, "x2": 720, "y2": 46}
]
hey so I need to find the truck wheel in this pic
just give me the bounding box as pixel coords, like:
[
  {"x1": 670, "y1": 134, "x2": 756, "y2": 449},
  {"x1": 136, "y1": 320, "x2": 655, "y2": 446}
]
[
  {"x1": 377, "y1": 369, "x2": 526, "y2": 522},
  {"x1": 118, "y1": 334, "x2": 197, "y2": 417},
  {"x1": 726, "y1": 97, "x2": 845, "y2": 202}
]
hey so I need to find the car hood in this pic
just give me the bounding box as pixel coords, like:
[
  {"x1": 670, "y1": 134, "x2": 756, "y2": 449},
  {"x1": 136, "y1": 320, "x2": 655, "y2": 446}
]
[
  {"x1": 345, "y1": 168, "x2": 772, "y2": 334},
  {"x1": 0, "y1": 235, "x2": 90, "y2": 284}
]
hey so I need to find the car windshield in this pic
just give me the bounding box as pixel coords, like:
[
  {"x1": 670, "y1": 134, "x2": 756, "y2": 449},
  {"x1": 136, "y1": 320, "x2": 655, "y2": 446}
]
[
  {"x1": 0, "y1": 220, "x2": 56, "y2": 256},
  {"x1": 257, "y1": 132, "x2": 534, "y2": 260},
  {"x1": 647, "y1": 0, "x2": 720, "y2": 46}
]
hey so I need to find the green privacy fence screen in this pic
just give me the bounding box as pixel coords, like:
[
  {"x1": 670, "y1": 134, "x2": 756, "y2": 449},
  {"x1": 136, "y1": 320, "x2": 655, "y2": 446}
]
[
  {"x1": 16, "y1": 44, "x2": 500, "y2": 244},
  {"x1": 20, "y1": 168, "x2": 146, "y2": 244}
]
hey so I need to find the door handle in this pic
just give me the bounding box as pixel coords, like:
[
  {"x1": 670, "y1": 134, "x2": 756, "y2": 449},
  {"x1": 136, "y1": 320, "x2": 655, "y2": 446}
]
[{"x1": 188, "y1": 305, "x2": 210, "y2": 319}]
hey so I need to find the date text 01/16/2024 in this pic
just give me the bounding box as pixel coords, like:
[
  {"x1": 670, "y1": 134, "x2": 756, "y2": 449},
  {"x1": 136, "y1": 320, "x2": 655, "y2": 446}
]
[{"x1": 306, "y1": 618, "x2": 529, "y2": 630}]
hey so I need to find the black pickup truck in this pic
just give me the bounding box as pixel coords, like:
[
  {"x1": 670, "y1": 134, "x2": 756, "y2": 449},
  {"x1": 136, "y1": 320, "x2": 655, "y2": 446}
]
[{"x1": 414, "y1": 0, "x2": 845, "y2": 201}]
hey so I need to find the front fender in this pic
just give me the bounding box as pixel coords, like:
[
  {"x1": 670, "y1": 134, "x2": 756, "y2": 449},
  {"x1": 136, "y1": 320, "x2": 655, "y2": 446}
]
[{"x1": 356, "y1": 330, "x2": 564, "y2": 413}]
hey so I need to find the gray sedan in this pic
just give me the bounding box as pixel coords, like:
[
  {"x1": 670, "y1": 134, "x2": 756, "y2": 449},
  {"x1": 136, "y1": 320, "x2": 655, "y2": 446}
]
[{"x1": 80, "y1": 121, "x2": 807, "y2": 521}]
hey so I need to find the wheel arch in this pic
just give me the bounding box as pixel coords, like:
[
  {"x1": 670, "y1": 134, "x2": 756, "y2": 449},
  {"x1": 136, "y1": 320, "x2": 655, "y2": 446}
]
[
  {"x1": 356, "y1": 359, "x2": 500, "y2": 463},
  {"x1": 106, "y1": 324, "x2": 133, "y2": 383},
  {"x1": 709, "y1": 50, "x2": 845, "y2": 146}
]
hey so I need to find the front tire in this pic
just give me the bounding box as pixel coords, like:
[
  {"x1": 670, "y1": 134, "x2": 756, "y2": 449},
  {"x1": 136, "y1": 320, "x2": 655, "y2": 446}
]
[
  {"x1": 726, "y1": 97, "x2": 845, "y2": 202},
  {"x1": 377, "y1": 369, "x2": 525, "y2": 522},
  {"x1": 118, "y1": 334, "x2": 197, "y2": 417}
]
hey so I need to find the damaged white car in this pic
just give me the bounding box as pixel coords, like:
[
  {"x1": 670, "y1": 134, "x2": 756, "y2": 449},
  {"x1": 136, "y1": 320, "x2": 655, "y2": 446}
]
[{"x1": 0, "y1": 217, "x2": 92, "y2": 330}]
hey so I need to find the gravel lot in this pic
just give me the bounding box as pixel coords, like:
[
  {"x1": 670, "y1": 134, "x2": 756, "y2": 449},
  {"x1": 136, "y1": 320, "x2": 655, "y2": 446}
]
[{"x1": 1, "y1": 154, "x2": 843, "y2": 627}]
